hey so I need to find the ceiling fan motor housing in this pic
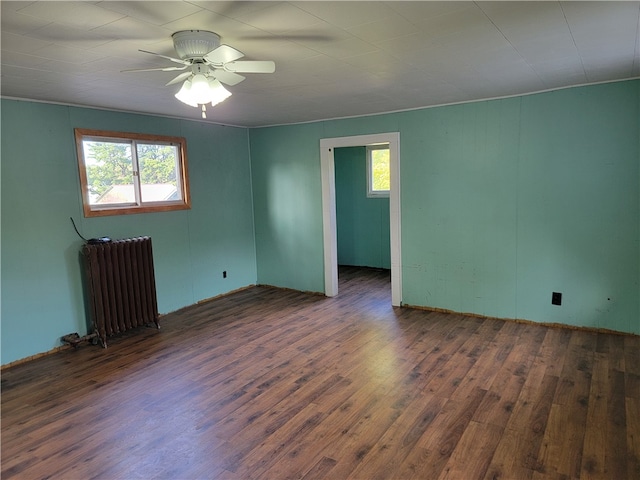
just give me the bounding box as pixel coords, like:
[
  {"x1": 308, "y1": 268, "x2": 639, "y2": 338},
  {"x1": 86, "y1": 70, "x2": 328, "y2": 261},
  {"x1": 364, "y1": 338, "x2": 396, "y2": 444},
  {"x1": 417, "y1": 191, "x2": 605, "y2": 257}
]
[{"x1": 172, "y1": 30, "x2": 221, "y2": 60}]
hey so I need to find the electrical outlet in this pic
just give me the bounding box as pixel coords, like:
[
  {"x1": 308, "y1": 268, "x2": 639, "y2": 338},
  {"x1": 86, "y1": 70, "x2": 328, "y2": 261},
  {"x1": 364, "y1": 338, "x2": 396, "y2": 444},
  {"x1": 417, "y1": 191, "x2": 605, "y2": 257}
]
[
  {"x1": 223, "y1": 271, "x2": 227, "y2": 279},
  {"x1": 552, "y1": 292, "x2": 562, "y2": 306}
]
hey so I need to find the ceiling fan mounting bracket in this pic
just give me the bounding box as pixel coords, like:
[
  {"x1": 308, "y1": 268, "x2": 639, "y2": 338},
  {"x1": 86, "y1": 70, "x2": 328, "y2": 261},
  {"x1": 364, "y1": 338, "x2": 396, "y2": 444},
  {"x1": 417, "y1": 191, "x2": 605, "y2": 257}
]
[{"x1": 172, "y1": 30, "x2": 221, "y2": 60}]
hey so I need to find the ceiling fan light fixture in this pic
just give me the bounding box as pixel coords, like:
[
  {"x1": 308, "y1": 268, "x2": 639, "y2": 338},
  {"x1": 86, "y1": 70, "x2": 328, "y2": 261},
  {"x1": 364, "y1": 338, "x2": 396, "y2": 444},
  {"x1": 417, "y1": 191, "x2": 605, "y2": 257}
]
[
  {"x1": 174, "y1": 75, "x2": 232, "y2": 109},
  {"x1": 208, "y1": 78, "x2": 232, "y2": 106},
  {"x1": 190, "y1": 73, "x2": 210, "y2": 102},
  {"x1": 175, "y1": 79, "x2": 198, "y2": 107},
  {"x1": 128, "y1": 30, "x2": 274, "y2": 118}
]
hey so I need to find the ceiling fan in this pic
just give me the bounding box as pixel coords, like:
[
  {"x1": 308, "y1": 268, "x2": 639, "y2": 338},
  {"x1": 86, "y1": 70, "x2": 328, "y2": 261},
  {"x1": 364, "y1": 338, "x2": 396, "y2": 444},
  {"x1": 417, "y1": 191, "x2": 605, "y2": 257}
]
[{"x1": 124, "y1": 30, "x2": 275, "y2": 118}]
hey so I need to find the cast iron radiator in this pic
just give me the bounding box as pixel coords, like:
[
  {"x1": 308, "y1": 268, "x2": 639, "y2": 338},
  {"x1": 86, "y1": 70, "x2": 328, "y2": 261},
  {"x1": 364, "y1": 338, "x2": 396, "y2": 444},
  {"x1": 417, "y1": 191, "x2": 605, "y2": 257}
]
[{"x1": 82, "y1": 236, "x2": 160, "y2": 347}]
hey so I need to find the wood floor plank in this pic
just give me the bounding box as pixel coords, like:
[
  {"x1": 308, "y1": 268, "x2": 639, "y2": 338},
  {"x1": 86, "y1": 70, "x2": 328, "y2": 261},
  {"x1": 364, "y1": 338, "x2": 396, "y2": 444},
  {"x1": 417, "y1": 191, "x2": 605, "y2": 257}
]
[
  {"x1": 580, "y1": 352, "x2": 609, "y2": 479},
  {"x1": 394, "y1": 386, "x2": 487, "y2": 479},
  {"x1": 624, "y1": 335, "x2": 640, "y2": 376},
  {"x1": 606, "y1": 368, "x2": 628, "y2": 478},
  {"x1": 626, "y1": 394, "x2": 640, "y2": 479},
  {"x1": 483, "y1": 362, "x2": 558, "y2": 478},
  {"x1": 1, "y1": 265, "x2": 637, "y2": 479},
  {"x1": 275, "y1": 382, "x2": 386, "y2": 478},
  {"x1": 344, "y1": 393, "x2": 449, "y2": 480},
  {"x1": 483, "y1": 425, "x2": 536, "y2": 480},
  {"x1": 437, "y1": 420, "x2": 503, "y2": 480}
]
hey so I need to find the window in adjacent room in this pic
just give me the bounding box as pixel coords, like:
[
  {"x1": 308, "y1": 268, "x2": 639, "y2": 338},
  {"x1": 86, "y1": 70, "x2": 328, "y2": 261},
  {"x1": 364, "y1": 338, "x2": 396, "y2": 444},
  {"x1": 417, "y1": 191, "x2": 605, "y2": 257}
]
[
  {"x1": 367, "y1": 143, "x2": 390, "y2": 197},
  {"x1": 75, "y1": 129, "x2": 190, "y2": 217}
]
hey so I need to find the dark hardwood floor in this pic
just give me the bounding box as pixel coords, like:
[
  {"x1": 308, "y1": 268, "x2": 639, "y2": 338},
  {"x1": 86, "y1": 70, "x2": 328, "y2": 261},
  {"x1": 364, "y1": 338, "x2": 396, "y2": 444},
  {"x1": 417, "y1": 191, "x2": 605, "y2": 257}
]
[{"x1": 2, "y1": 266, "x2": 639, "y2": 479}]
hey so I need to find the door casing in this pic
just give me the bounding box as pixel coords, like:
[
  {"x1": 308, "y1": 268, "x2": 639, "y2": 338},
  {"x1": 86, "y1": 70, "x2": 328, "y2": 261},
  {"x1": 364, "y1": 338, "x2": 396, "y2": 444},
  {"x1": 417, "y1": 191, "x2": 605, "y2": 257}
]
[{"x1": 320, "y1": 132, "x2": 401, "y2": 306}]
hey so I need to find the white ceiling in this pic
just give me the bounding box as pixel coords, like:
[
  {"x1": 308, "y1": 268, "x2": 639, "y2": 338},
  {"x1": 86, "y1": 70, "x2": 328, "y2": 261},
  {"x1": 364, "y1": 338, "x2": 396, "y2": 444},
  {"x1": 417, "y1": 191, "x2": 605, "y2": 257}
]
[{"x1": 2, "y1": 1, "x2": 639, "y2": 127}]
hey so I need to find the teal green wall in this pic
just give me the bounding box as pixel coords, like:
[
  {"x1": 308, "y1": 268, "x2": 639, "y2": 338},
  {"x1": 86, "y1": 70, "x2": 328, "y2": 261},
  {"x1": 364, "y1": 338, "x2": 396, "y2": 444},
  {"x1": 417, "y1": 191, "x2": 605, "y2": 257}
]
[
  {"x1": 3, "y1": 80, "x2": 638, "y2": 365},
  {"x1": 251, "y1": 80, "x2": 639, "y2": 334},
  {"x1": 1, "y1": 100, "x2": 257, "y2": 365},
  {"x1": 335, "y1": 146, "x2": 391, "y2": 269},
  {"x1": 249, "y1": 122, "x2": 326, "y2": 293},
  {"x1": 515, "y1": 86, "x2": 639, "y2": 331}
]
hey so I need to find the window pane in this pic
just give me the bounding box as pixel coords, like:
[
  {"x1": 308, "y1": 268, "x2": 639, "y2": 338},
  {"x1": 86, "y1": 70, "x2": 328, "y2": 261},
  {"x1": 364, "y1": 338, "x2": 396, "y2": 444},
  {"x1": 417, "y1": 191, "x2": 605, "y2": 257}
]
[
  {"x1": 136, "y1": 143, "x2": 182, "y2": 202},
  {"x1": 371, "y1": 148, "x2": 390, "y2": 191},
  {"x1": 82, "y1": 140, "x2": 135, "y2": 205}
]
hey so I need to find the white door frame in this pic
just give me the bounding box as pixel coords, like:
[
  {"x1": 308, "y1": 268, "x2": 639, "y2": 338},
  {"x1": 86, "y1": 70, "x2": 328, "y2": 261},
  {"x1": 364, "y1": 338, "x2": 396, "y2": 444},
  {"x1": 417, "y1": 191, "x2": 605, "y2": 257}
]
[{"x1": 320, "y1": 132, "x2": 402, "y2": 306}]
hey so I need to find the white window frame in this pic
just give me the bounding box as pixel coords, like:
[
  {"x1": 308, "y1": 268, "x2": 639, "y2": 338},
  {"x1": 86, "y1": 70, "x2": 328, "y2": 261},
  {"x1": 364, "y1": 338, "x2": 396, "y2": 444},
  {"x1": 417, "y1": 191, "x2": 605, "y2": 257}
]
[
  {"x1": 366, "y1": 143, "x2": 390, "y2": 198},
  {"x1": 75, "y1": 129, "x2": 191, "y2": 217}
]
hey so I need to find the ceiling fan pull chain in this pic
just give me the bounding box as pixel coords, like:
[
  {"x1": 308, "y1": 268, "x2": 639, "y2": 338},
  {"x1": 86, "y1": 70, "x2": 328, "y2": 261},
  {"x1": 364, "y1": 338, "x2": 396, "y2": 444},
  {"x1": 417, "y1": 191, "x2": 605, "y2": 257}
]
[{"x1": 201, "y1": 104, "x2": 207, "y2": 119}]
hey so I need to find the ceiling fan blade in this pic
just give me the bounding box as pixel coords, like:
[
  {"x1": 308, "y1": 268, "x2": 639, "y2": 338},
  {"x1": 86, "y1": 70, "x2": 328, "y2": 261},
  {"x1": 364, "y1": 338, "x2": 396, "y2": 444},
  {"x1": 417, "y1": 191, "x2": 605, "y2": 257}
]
[
  {"x1": 204, "y1": 44, "x2": 244, "y2": 64},
  {"x1": 138, "y1": 49, "x2": 189, "y2": 66},
  {"x1": 121, "y1": 65, "x2": 188, "y2": 73},
  {"x1": 166, "y1": 71, "x2": 192, "y2": 86},
  {"x1": 224, "y1": 61, "x2": 275, "y2": 74},
  {"x1": 211, "y1": 69, "x2": 246, "y2": 86}
]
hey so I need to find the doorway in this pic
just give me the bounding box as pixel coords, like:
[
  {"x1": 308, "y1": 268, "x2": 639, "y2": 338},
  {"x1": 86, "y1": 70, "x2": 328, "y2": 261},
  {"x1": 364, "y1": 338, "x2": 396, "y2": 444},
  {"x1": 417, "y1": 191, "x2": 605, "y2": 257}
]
[{"x1": 320, "y1": 133, "x2": 401, "y2": 306}]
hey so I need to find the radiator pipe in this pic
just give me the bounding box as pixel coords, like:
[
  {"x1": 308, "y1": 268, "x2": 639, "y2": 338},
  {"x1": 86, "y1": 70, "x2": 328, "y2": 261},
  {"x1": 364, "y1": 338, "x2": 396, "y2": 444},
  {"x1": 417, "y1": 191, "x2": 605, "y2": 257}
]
[{"x1": 61, "y1": 332, "x2": 99, "y2": 348}]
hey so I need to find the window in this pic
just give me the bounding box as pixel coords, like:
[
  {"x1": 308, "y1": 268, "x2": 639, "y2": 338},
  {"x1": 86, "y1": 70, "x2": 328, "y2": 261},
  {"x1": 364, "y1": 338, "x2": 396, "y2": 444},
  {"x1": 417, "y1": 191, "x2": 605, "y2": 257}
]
[
  {"x1": 75, "y1": 129, "x2": 190, "y2": 217},
  {"x1": 367, "y1": 144, "x2": 390, "y2": 197}
]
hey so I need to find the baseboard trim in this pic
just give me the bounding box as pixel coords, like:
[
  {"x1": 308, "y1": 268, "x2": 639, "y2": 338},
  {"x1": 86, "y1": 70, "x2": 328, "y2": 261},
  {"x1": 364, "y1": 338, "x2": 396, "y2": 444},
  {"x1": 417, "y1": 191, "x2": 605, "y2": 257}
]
[
  {"x1": 1, "y1": 344, "x2": 73, "y2": 371},
  {"x1": 256, "y1": 284, "x2": 325, "y2": 297},
  {"x1": 403, "y1": 304, "x2": 638, "y2": 337},
  {"x1": 195, "y1": 284, "x2": 256, "y2": 305}
]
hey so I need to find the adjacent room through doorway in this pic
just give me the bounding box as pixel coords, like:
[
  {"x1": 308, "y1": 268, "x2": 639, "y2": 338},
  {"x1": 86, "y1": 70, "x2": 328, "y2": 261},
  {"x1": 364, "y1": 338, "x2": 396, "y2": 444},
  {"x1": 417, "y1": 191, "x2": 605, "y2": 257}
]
[
  {"x1": 334, "y1": 145, "x2": 392, "y2": 294},
  {"x1": 319, "y1": 132, "x2": 401, "y2": 306}
]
